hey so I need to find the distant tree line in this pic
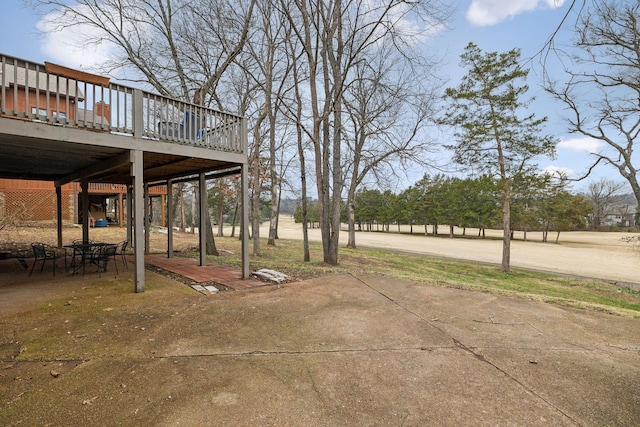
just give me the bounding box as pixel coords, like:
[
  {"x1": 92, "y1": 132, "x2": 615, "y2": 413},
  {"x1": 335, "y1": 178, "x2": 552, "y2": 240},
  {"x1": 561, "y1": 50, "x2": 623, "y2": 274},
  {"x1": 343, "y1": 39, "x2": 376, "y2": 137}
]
[{"x1": 294, "y1": 173, "x2": 592, "y2": 243}]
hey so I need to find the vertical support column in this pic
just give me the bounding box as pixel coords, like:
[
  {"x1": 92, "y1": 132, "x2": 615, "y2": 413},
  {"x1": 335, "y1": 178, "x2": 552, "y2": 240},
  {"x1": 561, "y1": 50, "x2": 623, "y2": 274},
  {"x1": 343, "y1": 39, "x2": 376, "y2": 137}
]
[
  {"x1": 241, "y1": 162, "x2": 250, "y2": 278},
  {"x1": 131, "y1": 149, "x2": 145, "y2": 293},
  {"x1": 144, "y1": 183, "x2": 150, "y2": 255},
  {"x1": 56, "y1": 185, "x2": 63, "y2": 247},
  {"x1": 81, "y1": 180, "x2": 89, "y2": 243},
  {"x1": 241, "y1": 117, "x2": 250, "y2": 279},
  {"x1": 161, "y1": 194, "x2": 166, "y2": 227},
  {"x1": 167, "y1": 179, "x2": 174, "y2": 258},
  {"x1": 73, "y1": 182, "x2": 79, "y2": 224},
  {"x1": 118, "y1": 191, "x2": 124, "y2": 228},
  {"x1": 199, "y1": 172, "x2": 207, "y2": 267},
  {"x1": 126, "y1": 186, "x2": 133, "y2": 247}
]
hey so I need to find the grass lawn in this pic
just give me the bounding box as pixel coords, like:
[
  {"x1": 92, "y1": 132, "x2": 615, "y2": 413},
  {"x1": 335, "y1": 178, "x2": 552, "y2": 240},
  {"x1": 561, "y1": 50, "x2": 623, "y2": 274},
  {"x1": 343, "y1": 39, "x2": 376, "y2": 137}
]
[{"x1": 193, "y1": 236, "x2": 640, "y2": 317}]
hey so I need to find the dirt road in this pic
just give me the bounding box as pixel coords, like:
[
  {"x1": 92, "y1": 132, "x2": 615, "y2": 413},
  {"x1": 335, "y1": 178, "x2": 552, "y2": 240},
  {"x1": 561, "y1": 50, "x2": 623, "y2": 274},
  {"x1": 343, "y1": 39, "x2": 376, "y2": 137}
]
[{"x1": 271, "y1": 217, "x2": 640, "y2": 285}]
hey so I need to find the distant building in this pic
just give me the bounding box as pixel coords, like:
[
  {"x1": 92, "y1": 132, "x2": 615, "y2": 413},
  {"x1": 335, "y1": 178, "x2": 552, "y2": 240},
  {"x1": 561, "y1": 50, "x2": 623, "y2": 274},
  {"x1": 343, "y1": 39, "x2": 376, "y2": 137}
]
[{"x1": 601, "y1": 203, "x2": 637, "y2": 227}]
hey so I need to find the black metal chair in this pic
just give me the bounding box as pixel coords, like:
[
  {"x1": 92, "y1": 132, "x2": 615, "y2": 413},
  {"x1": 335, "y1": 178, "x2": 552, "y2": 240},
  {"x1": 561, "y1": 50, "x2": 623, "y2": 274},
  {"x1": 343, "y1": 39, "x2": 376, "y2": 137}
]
[
  {"x1": 94, "y1": 244, "x2": 119, "y2": 276},
  {"x1": 115, "y1": 240, "x2": 128, "y2": 269},
  {"x1": 29, "y1": 242, "x2": 58, "y2": 276},
  {"x1": 68, "y1": 239, "x2": 94, "y2": 275}
]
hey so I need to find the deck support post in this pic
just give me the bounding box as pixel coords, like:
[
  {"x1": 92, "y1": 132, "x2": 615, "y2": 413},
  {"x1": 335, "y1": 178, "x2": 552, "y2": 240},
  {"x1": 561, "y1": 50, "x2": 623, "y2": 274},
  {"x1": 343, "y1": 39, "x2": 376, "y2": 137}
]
[
  {"x1": 167, "y1": 179, "x2": 173, "y2": 258},
  {"x1": 241, "y1": 117, "x2": 250, "y2": 278},
  {"x1": 199, "y1": 173, "x2": 207, "y2": 267},
  {"x1": 241, "y1": 162, "x2": 249, "y2": 279},
  {"x1": 56, "y1": 185, "x2": 63, "y2": 247},
  {"x1": 81, "y1": 180, "x2": 89, "y2": 243},
  {"x1": 131, "y1": 149, "x2": 145, "y2": 293},
  {"x1": 144, "y1": 183, "x2": 150, "y2": 255},
  {"x1": 127, "y1": 186, "x2": 133, "y2": 247}
]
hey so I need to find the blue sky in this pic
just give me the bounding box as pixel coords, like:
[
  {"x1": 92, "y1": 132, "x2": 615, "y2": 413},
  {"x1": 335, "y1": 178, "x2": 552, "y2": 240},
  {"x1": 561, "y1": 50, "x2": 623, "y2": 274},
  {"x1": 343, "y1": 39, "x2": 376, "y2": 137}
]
[{"x1": 0, "y1": 0, "x2": 625, "y2": 192}]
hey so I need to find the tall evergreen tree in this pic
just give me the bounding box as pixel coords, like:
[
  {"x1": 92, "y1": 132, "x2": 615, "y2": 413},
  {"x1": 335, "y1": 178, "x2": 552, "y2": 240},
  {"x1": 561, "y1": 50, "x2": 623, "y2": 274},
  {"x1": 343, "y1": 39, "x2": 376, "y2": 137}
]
[{"x1": 440, "y1": 43, "x2": 556, "y2": 272}]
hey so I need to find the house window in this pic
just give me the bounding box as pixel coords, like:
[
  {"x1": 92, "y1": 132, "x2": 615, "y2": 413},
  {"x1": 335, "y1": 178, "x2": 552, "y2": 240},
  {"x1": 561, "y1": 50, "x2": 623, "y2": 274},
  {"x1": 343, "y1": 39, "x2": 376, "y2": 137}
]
[
  {"x1": 31, "y1": 107, "x2": 47, "y2": 117},
  {"x1": 31, "y1": 107, "x2": 67, "y2": 119}
]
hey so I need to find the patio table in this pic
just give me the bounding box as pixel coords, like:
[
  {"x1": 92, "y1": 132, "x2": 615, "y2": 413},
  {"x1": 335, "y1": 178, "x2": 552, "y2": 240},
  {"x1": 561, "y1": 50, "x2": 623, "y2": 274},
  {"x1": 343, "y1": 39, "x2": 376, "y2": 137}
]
[{"x1": 65, "y1": 242, "x2": 108, "y2": 275}]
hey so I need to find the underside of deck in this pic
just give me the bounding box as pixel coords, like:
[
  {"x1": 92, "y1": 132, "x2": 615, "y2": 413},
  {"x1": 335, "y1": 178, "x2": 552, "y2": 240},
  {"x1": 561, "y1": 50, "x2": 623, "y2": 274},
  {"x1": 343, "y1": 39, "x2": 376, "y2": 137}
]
[
  {"x1": 0, "y1": 53, "x2": 250, "y2": 292},
  {"x1": 0, "y1": 115, "x2": 244, "y2": 185}
]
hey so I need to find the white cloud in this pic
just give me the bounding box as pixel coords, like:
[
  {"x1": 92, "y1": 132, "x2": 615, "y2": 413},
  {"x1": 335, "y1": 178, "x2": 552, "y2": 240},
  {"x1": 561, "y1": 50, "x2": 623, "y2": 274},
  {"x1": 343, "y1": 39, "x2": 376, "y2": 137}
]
[
  {"x1": 542, "y1": 165, "x2": 574, "y2": 178},
  {"x1": 558, "y1": 137, "x2": 602, "y2": 154},
  {"x1": 366, "y1": 0, "x2": 448, "y2": 48},
  {"x1": 466, "y1": 0, "x2": 567, "y2": 27},
  {"x1": 36, "y1": 8, "x2": 116, "y2": 71}
]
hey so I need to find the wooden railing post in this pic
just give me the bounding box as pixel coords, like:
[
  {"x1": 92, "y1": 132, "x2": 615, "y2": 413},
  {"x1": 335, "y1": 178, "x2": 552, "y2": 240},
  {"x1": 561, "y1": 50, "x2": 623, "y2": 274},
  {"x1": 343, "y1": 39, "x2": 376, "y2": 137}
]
[{"x1": 133, "y1": 89, "x2": 144, "y2": 138}]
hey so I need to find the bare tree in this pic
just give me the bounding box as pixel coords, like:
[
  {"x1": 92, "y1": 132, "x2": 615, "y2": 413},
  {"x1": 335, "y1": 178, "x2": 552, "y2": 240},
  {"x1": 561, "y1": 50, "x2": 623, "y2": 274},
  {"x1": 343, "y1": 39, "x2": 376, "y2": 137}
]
[
  {"x1": 216, "y1": 61, "x2": 262, "y2": 250},
  {"x1": 249, "y1": 108, "x2": 268, "y2": 255},
  {"x1": 282, "y1": 26, "x2": 312, "y2": 261},
  {"x1": 343, "y1": 43, "x2": 439, "y2": 249},
  {"x1": 282, "y1": 0, "x2": 450, "y2": 265},
  {"x1": 584, "y1": 178, "x2": 626, "y2": 230},
  {"x1": 546, "y1": 1, "x2": 640, "y2": 226},
  {"x1": 172, "y1": 182, "x2": 186, "y2": 232},
  {"x1": 242, "y1": 1, "x2": 294, "y2": 248}
]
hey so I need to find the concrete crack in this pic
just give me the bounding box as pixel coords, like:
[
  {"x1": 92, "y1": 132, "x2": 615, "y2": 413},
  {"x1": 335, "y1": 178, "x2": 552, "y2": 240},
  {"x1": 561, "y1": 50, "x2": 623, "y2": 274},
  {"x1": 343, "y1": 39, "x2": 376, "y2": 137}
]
[{"x1": 352, "y1": 273, "x2": 584, "y2": 426}]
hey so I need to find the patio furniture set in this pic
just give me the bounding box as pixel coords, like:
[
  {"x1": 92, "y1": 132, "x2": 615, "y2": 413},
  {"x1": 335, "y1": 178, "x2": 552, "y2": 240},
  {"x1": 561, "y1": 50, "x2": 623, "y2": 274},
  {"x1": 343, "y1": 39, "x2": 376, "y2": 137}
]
[{"x1": 28, "y1": 240, "x2": 128, "y2": 277}]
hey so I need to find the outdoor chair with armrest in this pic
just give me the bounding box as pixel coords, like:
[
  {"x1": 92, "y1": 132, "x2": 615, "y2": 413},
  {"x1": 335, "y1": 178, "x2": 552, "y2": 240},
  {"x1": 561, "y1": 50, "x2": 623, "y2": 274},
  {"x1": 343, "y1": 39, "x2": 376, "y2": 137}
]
[
  {"x1": 115, "y1": 240, "x2": 128, "y2": 269},
  {"x1": 94, "y1": 244, "x2": 119, "y2": 277},
  {"x1": 29, "y1": 242, "x2": 58, "y2": 276},
  {"x1": 158, "y1": 109, "x2": 204, "y2": 140}
]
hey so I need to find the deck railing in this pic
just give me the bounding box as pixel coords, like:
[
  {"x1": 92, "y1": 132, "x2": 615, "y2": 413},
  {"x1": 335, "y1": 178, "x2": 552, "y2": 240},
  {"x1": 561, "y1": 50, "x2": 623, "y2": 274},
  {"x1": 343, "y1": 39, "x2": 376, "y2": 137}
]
[{"x1": 0, "y1": 54, "x2": 245, "y2": 155}]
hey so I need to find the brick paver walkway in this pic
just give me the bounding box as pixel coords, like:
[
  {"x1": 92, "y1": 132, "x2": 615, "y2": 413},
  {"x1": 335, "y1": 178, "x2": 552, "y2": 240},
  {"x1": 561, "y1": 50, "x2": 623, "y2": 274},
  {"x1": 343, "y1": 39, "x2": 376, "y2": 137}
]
[{"x1": 143, "y1": 254, "x2": 267, "y2": 291}]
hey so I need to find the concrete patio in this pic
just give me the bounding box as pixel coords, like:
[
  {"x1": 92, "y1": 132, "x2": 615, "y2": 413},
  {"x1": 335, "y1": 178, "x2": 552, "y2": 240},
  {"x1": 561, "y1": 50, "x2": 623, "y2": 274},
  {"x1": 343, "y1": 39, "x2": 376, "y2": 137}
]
[{"x1": 1, "y1": 268, "x2": 638, "y2": 425}]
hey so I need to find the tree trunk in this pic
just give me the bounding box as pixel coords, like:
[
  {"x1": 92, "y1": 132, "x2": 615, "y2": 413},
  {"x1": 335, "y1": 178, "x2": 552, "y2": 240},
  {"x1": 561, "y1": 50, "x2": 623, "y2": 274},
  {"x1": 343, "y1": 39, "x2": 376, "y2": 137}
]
[
  {"x1": 190, "y1": 183, "x2": 197, "y2": 234},
  {"x1": 501, "y1": 185, "x2": 511, "y2": 273},
  {"x1": 251, "y1": 168, "x2": 261, "y2": 256},
  {"x1": 217, "y1": 202, "x2": 224, "y2": 237},
  {"x1": 177, "y1": 183, "x2": 186, "y2": 233},
  {"x1": 295, "y1": 118, "x2": 310, "y2": 262},
  {"x1": 230, "y1": 198, "x2": 238, "y2": 238},
  {"x1": 267, "y1": 182, "x2": 278, "y2": 246},
  {"x1": 274, "y1": 187, "x2": 281, "y2": 240},
  {"x1": 205, "y1": 208, "x2": 218, "y2": 256},
  {"x1": 326, "y1": 0, "x2": 345, "y2": 267},
  {"x1": 267, "y1": 71, "x2": 278, "y2": 247},
  {"x1": 347, "y1": 199, "x2": 356, "y2": 249},
  {"x1": 250, "y1": 110, "x2": 265, "y2": 256}
]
